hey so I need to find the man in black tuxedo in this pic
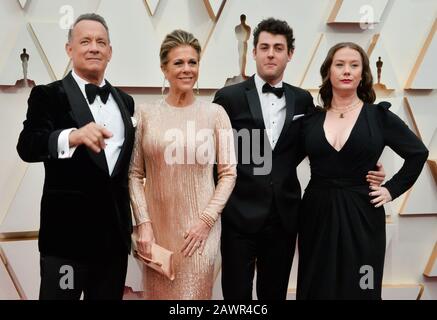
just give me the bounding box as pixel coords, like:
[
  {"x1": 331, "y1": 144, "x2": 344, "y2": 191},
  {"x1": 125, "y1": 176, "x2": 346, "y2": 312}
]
[
  {"x1": 16, "y1": 13, "x2": 135, "y2": 300},
  {"x1": 214, "y1": 18, "x2": 385, "y2": 300},
  {"x1": 214, "y1": 18, "x2": 313, "y2": 300}
]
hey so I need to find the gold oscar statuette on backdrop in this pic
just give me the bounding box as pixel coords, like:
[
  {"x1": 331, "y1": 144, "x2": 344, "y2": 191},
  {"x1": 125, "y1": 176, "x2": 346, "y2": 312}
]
[
  {"x1": 373, "y1": 56, "x2": 387, "y2": 90},
  {"x1": 225, "y1": 14, "x2": 251, "y2": 87},
  {"x1": 15, "y1": 48, "x2": 35, "y2": 88}
]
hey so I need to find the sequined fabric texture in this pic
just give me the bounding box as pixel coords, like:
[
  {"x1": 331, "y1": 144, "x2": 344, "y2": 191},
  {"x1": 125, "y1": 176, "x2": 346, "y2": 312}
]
[{"x1": 129, "y1": 99, "x2": 236, "y2": 299}]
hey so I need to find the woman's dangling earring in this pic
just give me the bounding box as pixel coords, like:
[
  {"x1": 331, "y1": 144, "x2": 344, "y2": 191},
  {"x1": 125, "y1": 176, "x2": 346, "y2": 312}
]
[
  {"x1": 162, "y1": 77, "x2": 167, "y2": 99},
  {"x1": 196, "y1": 80, "x2": 200, "y2": 95}
]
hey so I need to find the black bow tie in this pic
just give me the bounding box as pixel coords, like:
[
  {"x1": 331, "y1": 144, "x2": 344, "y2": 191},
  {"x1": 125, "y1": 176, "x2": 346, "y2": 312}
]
[
  {"x1": 262, "y1": 83, "x2": 284, "y2": 98},
  {"x1": 85, "y1": 83, "x2": 111, "y2": 104}
]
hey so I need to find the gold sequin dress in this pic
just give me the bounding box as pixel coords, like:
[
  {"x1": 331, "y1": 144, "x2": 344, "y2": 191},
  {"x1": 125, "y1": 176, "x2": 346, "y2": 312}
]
[{"x1": 129, "y1": 98, "x2": 236, "y2": 299}]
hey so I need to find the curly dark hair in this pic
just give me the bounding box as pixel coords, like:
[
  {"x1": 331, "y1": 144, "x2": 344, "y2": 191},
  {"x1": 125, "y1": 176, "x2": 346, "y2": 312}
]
[
  {"x1": 319, "y1": 42, "x2": 375, "y2": 109},
  {"x1": 253, "y1": 18, "x2": 295, "y2": 52}
]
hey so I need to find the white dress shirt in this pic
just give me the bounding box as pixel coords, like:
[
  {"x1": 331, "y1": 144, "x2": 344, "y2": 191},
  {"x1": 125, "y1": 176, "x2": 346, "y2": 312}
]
[
  {"x1": 254, "y1": 73, "x2": 286, "y2": 149},
  {"x1": 57, "y1": 70, "x2": 125, "y2": 175}
]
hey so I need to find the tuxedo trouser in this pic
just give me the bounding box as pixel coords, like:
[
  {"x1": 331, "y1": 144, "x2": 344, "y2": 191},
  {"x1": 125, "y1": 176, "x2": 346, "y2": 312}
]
[
  {"x1": 221, "y1": 203, "x2": 296, "y2": 300},
  {"x1": 39, "y1": 253, "x2": 128, "y2": 300}
]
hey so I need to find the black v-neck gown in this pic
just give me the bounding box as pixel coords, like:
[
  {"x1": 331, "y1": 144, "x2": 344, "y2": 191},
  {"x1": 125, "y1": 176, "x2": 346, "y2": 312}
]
[{"x1": 296, "y1": 102, "x2": 428, "y2": 300}]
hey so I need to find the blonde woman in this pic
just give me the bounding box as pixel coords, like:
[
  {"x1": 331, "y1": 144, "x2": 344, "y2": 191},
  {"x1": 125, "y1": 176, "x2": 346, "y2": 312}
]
[{"x1": 129, "y1": 30, "x2": 236, "y2": 299}]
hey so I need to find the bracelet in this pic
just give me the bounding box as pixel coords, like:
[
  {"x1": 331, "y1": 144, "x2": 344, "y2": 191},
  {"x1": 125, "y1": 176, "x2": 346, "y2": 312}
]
[{"x1": 200, "y1": 213, "x2": 215, "y2": 228}]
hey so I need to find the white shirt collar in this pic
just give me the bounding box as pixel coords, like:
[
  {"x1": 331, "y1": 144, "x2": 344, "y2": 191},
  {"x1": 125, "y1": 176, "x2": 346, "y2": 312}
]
[{"x1": 71, "y1": 69, "x2": 107, "y2": 101}]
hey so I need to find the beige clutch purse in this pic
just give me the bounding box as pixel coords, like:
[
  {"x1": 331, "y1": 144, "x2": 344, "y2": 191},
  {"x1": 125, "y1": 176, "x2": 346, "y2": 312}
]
[{"x1": 133, "y1": 243, "x2": 175, "y2": 281}]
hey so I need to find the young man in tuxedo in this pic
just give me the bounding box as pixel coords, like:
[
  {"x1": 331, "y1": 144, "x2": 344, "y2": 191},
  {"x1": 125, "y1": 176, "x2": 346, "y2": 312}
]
[
  {"x1": 214, "y1": 18, "x2": 384, "y2": 300},
  {"x1": 17, "y1": 13, "x2": 135, "y2": 300}
]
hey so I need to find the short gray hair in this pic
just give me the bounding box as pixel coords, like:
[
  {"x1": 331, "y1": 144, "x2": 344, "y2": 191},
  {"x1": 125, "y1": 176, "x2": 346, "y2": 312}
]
[{"x1": 67, "y1": 13, "x2": 110, "y2": 43}]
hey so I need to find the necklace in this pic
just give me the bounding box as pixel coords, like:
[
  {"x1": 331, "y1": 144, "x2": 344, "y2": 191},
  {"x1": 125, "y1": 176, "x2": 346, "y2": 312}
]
[{"x1": 330, "y1": 100, "x2": 362, "y2": 118}]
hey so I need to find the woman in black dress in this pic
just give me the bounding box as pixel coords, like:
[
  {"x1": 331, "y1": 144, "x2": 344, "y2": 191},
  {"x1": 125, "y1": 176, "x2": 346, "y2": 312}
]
[{"x1": 296, "y1": 42, "x2": 429, "y2": 299}]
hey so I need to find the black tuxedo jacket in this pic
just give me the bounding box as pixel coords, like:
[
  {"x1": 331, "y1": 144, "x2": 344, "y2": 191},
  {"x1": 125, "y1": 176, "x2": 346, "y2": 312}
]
[
  {"x1": 17, "y1": 72, "x2": 135, "y2": 260},
  {"x1": 213, "y1": 76, "x2": 315, "y2": 234}
]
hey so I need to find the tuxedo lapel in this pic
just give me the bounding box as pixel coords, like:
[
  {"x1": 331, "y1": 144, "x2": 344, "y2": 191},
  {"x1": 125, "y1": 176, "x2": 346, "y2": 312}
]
[
  {"x1": 62, "y1": 72, "x2": 109, "y2": 174},
  {"x1": 275, "y1": 85, "x2": 296, "y2": 149},
  {"x1": 107, "y1": 83, "x2": 134, "y2": 178},
  {"x1": 245, "y1": 77, "x2": 266, "y2": 130}
]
